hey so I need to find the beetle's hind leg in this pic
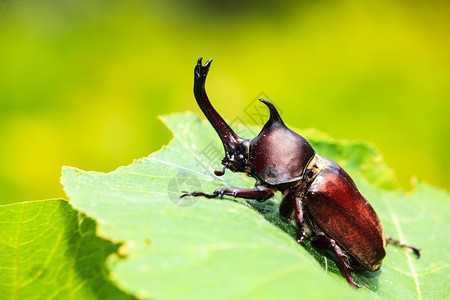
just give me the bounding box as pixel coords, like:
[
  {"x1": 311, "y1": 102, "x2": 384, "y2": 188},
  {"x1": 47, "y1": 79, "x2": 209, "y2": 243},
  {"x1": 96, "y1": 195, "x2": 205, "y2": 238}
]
[
  {"x1": 181, "y1": 185, "x2": 275, "y2": 202},
  {"x1": 387, "y1": 237, "x2": 420, "y2": 258},
  {"x1": 311, "y1": 236, "x2": 360, "y2": 288}
]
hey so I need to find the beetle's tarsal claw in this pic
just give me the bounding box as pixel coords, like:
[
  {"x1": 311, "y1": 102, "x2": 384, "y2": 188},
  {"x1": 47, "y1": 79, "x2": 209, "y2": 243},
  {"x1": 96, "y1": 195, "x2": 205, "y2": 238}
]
[
  {"x1": 214, "y1": 165, "x2": 226, "y2": 176},
  {"x1": 180, "y1": 192, "x2": 187, "y2": 198},
  {"x1": 411, "y1": 247, "x2": 421, "y2": 258},
  {"x1": 297, "y1": 234, "x2": 306, "y2": 244},
  {"x1": 180, "y1": 191, "x2": 215, "y2": 198}
]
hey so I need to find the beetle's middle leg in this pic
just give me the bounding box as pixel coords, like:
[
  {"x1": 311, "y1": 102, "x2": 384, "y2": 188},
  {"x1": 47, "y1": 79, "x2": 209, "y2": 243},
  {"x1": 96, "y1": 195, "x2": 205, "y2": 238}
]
[
  {"x1": 279, "y1": 192, "x2": 307, "y2": 244},
  {"x1": 294, "y1": 196, "x2": 306, "y2": 244},
  {"x1": 311, "y1": 236, "x2": 360, "y2": 288},
  {"x1": 181, "y1": 185, "x2": 275, "y2": 202}
]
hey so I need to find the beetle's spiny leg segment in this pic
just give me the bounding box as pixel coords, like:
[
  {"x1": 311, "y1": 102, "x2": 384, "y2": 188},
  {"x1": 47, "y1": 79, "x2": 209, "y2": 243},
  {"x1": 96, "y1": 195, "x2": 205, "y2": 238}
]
[
  {"x1": 387, "y1": 237, "x2": 421, "y2": 258},
  {"x1": 311, "y1": 237, "x2": 360, "y2": 288},
  {"x1": 180, "y1": 186, "x2": 275, "y2": 202},
  {"x1": 294, "y1": 196, "x2": 307, "y2": 244}
]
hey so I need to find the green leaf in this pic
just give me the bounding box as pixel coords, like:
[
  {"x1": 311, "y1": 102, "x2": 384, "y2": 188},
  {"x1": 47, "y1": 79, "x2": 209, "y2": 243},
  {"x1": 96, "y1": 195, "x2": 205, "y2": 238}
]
[
  {"x1": 0, "y1": 199, "x2": 135, "y2": 300},
  {"x1": 61, "y1": 113, "x2": 449, "y2": 299},
  {"x1": 358, "y1": 182, "x2": 450, "y2": 299}
]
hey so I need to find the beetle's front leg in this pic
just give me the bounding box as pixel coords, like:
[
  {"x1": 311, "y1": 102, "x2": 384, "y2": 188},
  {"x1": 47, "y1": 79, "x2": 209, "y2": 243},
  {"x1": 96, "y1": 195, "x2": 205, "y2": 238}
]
[
  {"x1": 181, "y1": 185, "x2": 275, "y2": 202},
  {"x1": 180, "y1": 186, "x2": 274, "y2": 201}
]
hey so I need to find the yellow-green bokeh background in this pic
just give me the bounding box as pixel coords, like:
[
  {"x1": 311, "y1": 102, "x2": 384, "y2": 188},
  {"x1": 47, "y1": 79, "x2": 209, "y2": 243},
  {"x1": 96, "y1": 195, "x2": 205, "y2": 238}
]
[{"x1": 1, "y1": 1, "x2": 449, "y2": 204}]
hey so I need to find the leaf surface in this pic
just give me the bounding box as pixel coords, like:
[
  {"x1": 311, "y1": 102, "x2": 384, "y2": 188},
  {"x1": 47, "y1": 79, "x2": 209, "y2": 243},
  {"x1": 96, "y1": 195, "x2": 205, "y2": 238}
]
[
  {"x1": 61, "y1": 113, "x2": 449, "y2": 299},
  {"x1": 0, "y1": 199, "x2": 134, "y2": 300}
]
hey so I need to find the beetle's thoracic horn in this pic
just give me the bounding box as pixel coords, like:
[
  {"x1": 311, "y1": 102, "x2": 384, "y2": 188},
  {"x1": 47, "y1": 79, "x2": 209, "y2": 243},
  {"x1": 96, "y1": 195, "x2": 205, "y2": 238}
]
[
  {"x1": 193, "y1": 58, "x2": 248, "y2": 163},
  {"x1": 259, "y1": 99, "x2": 285, "y2": 128}
]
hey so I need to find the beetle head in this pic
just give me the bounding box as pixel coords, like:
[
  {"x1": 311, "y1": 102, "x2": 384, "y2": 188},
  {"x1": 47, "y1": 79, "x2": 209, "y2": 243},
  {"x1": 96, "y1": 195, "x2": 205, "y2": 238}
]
[
  {"x1": 248, "y1": 99, "x2": 316, "y2": 185},
  {"x1": 194, "y1": 58, "x2": 250, "y2": 175},
  {"x1": 194, "y1": 58, "x2": 315, "y2": 183}
]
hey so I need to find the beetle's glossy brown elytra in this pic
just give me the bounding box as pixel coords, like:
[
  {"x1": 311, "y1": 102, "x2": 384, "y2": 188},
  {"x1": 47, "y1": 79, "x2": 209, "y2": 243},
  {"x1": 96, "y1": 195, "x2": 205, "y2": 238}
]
[{"x1": 181, "y1": 58, "x2": 420, "y2": 288}]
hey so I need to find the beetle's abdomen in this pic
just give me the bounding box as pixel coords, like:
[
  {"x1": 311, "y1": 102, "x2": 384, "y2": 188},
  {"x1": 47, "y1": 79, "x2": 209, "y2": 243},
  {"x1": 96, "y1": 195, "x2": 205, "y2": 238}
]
[{"x1": 304, "y1": 157, "x2": 386, "y2": 271}]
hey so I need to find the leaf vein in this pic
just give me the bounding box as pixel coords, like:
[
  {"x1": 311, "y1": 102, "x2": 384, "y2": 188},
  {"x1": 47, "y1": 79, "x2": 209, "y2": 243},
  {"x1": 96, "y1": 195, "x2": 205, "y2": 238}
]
[{"x1": 381, "y1": 197, "x2": 422, "y2": 300}]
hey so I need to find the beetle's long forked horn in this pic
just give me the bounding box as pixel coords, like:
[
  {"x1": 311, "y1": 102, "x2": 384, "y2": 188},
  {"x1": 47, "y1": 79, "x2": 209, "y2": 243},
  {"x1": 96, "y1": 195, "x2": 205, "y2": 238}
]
[{"x1": 194, "y1": 58, "x2": 247, "y2": 164}]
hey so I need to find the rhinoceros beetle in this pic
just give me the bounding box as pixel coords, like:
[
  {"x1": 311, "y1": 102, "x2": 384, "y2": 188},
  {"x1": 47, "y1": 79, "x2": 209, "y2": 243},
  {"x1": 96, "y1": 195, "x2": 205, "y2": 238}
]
[{"x1": 181, "y1": 58, "x2": 420, "y2": 288}]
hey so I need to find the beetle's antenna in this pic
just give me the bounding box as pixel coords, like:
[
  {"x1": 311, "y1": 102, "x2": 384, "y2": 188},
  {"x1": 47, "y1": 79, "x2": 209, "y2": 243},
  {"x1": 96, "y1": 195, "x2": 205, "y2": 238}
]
[{"x1": 194, "y1": 58, "x2": 248, "y2": 162}]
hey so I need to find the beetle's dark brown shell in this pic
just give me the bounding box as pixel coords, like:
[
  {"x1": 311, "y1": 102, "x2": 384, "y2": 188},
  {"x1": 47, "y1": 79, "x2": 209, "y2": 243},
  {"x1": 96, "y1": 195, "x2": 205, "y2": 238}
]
[
  {"x1": 304, "y1": 157, "x2": 386, "y2": 271},
  {"x1": 248, "y1": 100, "x2": 315, "y2": 185}
]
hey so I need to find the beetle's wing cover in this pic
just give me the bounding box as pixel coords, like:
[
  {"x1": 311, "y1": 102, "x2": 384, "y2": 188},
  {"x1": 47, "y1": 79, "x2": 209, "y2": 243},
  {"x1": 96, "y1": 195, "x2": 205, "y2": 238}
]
[{"x1": 304, "y1": 159, "x2": 386, "y2": 271}]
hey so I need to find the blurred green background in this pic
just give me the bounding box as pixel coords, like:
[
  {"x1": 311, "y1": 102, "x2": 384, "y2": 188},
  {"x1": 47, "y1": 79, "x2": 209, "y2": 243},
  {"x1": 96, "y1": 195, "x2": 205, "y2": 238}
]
[{"x1": 0, "y1": 0, "x2": 449, "y2": 204}]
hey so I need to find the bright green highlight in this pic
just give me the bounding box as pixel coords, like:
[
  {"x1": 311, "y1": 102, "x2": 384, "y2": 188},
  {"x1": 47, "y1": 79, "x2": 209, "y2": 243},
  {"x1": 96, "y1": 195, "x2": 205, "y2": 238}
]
[{"x1": 0, "y1": 0, "x2": 449, "y2": 204}]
